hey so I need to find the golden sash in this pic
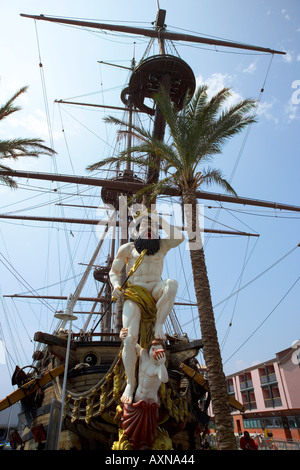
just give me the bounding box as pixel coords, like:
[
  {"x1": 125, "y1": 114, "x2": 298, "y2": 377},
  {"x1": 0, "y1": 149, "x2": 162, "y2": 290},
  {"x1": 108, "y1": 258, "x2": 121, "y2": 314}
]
[{"x1": 123, "y1": 284, "x2": 157, "y2": 348}]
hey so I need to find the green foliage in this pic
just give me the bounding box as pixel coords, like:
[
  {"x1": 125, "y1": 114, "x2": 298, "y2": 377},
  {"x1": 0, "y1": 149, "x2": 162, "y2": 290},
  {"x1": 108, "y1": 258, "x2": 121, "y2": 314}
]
[
  {"x1": 0, "y1": 86, "x2": 56, "y2": 188},
  {"x1": 87, "y1": 85, "x2": 256, "y2": 202}
]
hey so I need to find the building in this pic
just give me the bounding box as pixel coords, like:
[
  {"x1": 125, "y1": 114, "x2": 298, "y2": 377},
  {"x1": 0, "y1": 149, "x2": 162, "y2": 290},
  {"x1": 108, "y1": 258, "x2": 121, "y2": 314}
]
[{"x1": 209, "y1": 343, "x2": 300, "y2": 441}]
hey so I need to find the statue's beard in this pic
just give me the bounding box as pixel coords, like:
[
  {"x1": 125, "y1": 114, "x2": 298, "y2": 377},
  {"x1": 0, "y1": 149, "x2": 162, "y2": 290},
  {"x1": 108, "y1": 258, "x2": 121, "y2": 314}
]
[{"x1": 134, "y1": 236, "x2": 160, "y2": 256}]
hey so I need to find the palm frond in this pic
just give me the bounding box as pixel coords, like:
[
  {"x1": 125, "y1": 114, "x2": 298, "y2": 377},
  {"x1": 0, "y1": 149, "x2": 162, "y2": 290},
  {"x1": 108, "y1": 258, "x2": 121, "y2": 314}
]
[
  {"x1": 153, "y1": 88, "x2": 180, "y2": 138},
  {"x1": 0, "y1": 86, "x2": 56, "y2": 188},
  {"x1": 0, "y1": 164, "x2": 18, "y2": 188},
  {"x1": 0, "y1": 86, "x2": 28, "y2": 122},
  {"x1": 104, "y1": 115, "x2": 153, "y2": 141},
  {"x1": 196, "y1": 168, "x2": 237, "y2": 196},
  {"x1": 0, "y1": 138, "x2": 56, "y2": 159},
  {"x1": 127, "y1": 175, "x2": 179, "y2": 207},
  {"x1": 88, "y1": 84, "x2": 256, "y2": 202},
  {"x1": 87, "y1": 153, "x2": 153, "y2": 173},
  {"x1": 0, "y1": 174, "x2": 18, "y2": 189}
]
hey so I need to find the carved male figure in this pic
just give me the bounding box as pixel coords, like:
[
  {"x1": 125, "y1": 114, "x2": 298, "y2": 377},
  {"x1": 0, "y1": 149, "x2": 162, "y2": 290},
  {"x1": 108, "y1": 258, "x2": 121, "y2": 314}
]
[
  {"x1": 109, "y1": 209, "x2": 184, "y2": 403},
  {"x1": 120, "y1": 327, "x2": 168, "y2": 404},
  {"x1": 119, "y1": 327, "x2": 168, "y2": 449}
]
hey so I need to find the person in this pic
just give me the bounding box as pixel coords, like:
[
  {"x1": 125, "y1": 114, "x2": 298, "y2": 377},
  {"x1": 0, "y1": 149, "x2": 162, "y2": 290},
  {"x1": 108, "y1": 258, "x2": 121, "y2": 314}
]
[
  {"x1": 240, "y1": 431, "x2": 258, "y2": 450},
  {"x1": 118, "y1": 327, "x2": 168, "y2": 449},
  {"x1": 120, "y1": 327, "x2": 168, "y2": 404},
  {"x1": 109, "y1": 209, "x2": 184, "y2": 403}
]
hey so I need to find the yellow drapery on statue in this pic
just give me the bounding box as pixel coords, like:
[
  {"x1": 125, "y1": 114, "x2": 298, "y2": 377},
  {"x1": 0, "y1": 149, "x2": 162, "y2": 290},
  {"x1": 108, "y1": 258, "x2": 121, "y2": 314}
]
[{"x1": 123, "y1": 283, "x2": 157, "y2": 348}]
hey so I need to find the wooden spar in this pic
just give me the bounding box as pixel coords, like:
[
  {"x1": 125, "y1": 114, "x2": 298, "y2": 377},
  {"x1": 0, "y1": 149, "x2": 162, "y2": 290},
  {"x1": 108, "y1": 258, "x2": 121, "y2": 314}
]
[
  {"x1": 0, "y1": 365, "x2": 65, "y2": 412},
  {"x1": 20, "y1": 13, "x2": 286, "y2": 56},
  {"x1": 0, "y1": 214, "x2": 259, "y2": 237},
  {"x1": 4, "y1": 295, "x2": 111, "y2": 302},
  {"x1": 0, "y1": 169, "x2": 299, "y2": 213},
  {"x1": 3, "y1": 294, "x2": 197, "y2": 307},
  {"x1": 179, "y1": 363, "x2": 246, "y2": 412},
  {"x1": 54, "y1": 99, "x2": 145, "y2": 113},
  {"x1": 97, "y1": 61, "x2": 132, "y2": 71}
]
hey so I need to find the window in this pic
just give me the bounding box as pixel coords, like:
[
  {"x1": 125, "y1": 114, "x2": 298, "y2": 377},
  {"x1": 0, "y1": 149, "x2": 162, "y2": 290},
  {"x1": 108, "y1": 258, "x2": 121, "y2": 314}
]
[
  {"x1": 259, "y1": 364, "x2": 277, "y2": 385},
  {"x1": 239, "y1": 372, "x2": 253, "y2": 390},
  {"x1": 262, "y1": 385, "x2": 282, "y2": 408},
  {"x1": 241, "y1": 390, "x2": 257, "y2": 411},
  {"x1": 261, "y1": 417, "x2": 287, "y2": 429},
  {"x1": 243, "y1": 418, "x2": 262, "y2": 429},
  {"x1": 227, "y1": 378, "x2": 234, "y2": 394},
  {"x1": 288, "y1": 416, "x2": 300, "y2": 429}
]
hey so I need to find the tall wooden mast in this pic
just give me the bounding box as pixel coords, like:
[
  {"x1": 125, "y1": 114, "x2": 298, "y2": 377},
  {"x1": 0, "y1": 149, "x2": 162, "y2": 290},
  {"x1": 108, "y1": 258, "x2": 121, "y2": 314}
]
[
  {"x1": 3, "y1": 10, "x2": 290, "y2": 339},
  {"x1": 13, "y1": 10, "x2": 287, "y2": 208}
]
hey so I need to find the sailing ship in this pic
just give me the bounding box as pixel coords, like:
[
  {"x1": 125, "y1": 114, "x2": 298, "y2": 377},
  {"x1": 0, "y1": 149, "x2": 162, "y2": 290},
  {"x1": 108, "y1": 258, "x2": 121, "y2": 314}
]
[{"x1": 0, "y1": 7, "x2": 294, "y2": 451}]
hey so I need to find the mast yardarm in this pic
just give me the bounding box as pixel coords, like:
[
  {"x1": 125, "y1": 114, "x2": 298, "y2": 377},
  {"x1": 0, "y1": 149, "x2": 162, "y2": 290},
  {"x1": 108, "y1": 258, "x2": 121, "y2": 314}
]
[{"x1": 20, "y1": 13, "x2": 286, "y2": 56}]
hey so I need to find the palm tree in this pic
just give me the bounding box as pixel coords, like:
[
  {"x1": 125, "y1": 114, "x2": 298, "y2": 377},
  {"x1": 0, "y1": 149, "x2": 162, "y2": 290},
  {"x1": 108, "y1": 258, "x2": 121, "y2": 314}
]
[
  {"x1": 87, "y1": 85, "x2": 257, "y2": 450},
  {"x1": 0, "y1": 86, "x2": 56, "y2": 188}
]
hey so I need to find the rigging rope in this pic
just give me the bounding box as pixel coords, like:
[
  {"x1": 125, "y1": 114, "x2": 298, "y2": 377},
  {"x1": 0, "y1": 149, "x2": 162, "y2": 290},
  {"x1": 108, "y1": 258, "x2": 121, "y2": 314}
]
[
  {"x1": 0, "y1": 297, "x2": 20, "y2": 368},
  {"x1": 203, "y1": 53, "x2": 274, "y2": 249},
  {"x1": 220, "y1": 236, "x2": 250, "y2": 351},
  {"x1": 223, "y1": 273, "x2": 300, "y2": 365},
  {"x1": 0, "y1": 251, "x2": 56, "y2": 314},
  {"x1": 181, "y1": 243, "x2": 299, "y2": 329},
  {"x1": 34, "y1": 20, "x2": 77, "y2": 293},
  {"x1": 214, "y1": 243, "x2": 299, "y2": 309},
  {"x1": 216, "y1": 236, "x2": 260, "y2": 325}
]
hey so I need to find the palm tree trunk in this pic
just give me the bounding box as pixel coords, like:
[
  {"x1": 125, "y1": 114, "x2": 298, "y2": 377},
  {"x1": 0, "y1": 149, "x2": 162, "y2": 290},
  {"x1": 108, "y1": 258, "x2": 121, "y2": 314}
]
[{"x1": 183, "y1": 188, "x2": 237, "y2": 450}]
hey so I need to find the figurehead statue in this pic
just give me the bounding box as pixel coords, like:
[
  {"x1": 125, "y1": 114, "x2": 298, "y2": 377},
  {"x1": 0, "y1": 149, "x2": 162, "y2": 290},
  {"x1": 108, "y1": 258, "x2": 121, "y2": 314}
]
[{"x1": 109, "y1": 208, "x2": 184, "y2": 404}]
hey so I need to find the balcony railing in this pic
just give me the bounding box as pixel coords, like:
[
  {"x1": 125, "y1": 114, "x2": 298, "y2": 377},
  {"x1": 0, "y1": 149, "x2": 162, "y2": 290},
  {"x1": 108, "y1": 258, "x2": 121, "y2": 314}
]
[
  {"x1": 240, "y1": 380, "x2": 253, "y2": 390},
  {"x1": 242, "y1": 400, "x2": 257, "y2": 411},
  {"x1": 260, "y1": 373, "x2": 277, "y2": 384},
  {"x1": 264, "y1": 397, "x2": 282, "y2": 408}
]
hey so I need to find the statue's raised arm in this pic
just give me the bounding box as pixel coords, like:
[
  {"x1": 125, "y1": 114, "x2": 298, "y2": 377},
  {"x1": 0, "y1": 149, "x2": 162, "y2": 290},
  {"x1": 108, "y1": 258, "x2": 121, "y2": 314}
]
[{"x1": 109, "y1": 208, "x2": 184, "y2": 405}]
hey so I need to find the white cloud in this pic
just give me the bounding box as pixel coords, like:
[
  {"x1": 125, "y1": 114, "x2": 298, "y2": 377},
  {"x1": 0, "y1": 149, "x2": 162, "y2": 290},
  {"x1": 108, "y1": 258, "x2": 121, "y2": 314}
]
[
  {"x1": 284, "y1": 99, "x2": 299, "y2": 122},
  {"x1": 283, "y1": 50, "x2": 294, "y2": 63},
  {"x1": 196, "y1": 73, "x2": 243, "y2": 108},
  {"x1": 196, "y1": 72, "x2": 281, "y2": 125},
  {"x1": 0, "y1": 79, "x2": 30, "y2": 108},
  {"x1": 8, "y1": 110, "x2": 49, "y2": 138},
  {"x1": 282, "y1": 9, "x2": 290, "y2": 21},
  {"x1": 256, "y1": 100, "x2": 279, "y2": 124},
  {"x1": 1, "y1": 109, "x2": 62, "y2": 143},
  {"x1": 243, "y1": 61, "x2": 257, "y2": 74}
]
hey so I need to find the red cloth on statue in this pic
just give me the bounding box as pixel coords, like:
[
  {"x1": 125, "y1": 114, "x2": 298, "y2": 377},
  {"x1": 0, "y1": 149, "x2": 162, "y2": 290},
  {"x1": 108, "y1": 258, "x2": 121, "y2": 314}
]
[{"x1": 121, "y1": 400, "x2": 159, "y2": 450}]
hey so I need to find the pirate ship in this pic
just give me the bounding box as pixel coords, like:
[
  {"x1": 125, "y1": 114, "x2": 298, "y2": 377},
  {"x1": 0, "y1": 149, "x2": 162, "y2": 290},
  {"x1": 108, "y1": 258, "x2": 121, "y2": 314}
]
[{"x1": 0, "y1": 7, "x2": 293, "y2": 451}]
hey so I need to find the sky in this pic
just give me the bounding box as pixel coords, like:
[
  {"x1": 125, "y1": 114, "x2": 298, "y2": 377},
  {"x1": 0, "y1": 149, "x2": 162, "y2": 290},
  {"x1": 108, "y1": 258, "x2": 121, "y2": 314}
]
[{"x1": 0, "y1": 0, "x2": 299, "y2": 400}]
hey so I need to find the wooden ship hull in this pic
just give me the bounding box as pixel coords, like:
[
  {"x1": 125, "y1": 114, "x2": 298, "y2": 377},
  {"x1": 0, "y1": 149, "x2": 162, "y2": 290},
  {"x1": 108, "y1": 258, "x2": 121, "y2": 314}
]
[{"x1": 14, "y1": 332, "x2": 206, "y2": 450}]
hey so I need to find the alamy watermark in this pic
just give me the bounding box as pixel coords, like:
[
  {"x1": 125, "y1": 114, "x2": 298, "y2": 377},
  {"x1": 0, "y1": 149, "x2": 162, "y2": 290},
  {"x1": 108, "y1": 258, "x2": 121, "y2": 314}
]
[
  {"x1": 291, "y1": 339, "x2": 300, "y2": 365},
  {"x1": 291, "y1": 80, "x2": 300, "y2": 105},
  {"x1": 95, "y1": 196, "x2": 205, "y2": 250}
]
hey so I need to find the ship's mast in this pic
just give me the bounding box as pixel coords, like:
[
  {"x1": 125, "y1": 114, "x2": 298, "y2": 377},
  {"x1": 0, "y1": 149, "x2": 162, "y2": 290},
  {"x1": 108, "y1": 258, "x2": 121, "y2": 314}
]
[
  {"x1": 17, "y1": 8, "x2": 286, "y2": 202},
  {"x1": 148, "y1": 9, "x2": 169, "y2": 192},
  {"x1": 8, "y1": 9, "x2": 289, "y2": 339}
]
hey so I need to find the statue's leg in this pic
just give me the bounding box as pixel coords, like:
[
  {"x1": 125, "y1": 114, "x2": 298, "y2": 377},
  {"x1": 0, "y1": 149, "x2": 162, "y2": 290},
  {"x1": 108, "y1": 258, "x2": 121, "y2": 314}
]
[
  {"x1": 152, "y1": 279, "x2": 178, "y2": 339},
  {"x1": 121, "y1": 299, "x2": 141, "y2": 404}
]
